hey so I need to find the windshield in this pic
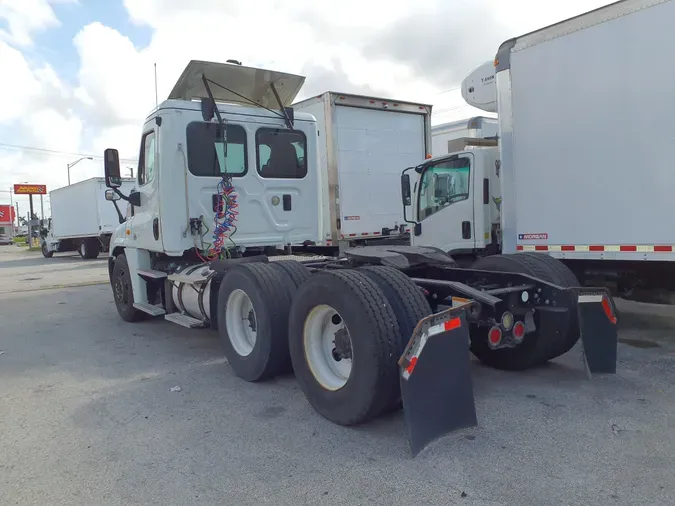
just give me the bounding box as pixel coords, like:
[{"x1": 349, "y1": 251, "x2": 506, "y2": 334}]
[{"x1": 418, "y1": 156, "x2": 471, "y2": 220}]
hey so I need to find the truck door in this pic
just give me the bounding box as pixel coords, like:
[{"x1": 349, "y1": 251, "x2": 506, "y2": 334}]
[
  {"x1": 185, "y1": 120, "x2": 319, "y2": 250},
  {"x1": 412, "y1": 153, "x2": 476, "y2": 254}
]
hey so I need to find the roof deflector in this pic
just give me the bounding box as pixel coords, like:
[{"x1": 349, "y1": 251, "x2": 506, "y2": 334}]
[{"x1": 168, "y1": 60, "x2": 306, "y2": 108}]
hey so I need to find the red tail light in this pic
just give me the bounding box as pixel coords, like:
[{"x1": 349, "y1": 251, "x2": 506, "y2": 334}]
[
  {"x1": 488, "y1": 326, "x2": 502, "y2": 346},
  {"x1": 512, "y1": 321, "x2": 525, "y2": 342}
]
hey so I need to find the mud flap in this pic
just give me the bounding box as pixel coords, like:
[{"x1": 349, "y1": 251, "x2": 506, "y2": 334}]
[
  {"x1": 577, "y1": 289, "x2": 618, "y2": 376},
  {"x1": 398, "y1": 306, "x2": 478, "y2": 457}
]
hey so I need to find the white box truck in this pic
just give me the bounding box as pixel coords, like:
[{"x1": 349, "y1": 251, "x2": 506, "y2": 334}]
[
  {"x1": 431, "y1": 116, "x2": 498, "y2": 157},
  {"x1": 42, "y1": 177, "x2": 136, "y2": 259},
  {"x1": 292, "y1": 92, "x2": 432, "y2": 249},
  {"x1": 405, "y1": 0, "x2": 675, "y2": 304}
]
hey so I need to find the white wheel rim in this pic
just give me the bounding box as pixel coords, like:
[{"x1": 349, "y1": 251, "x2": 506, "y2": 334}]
[
  {"x1": 303, "y1": 305, "x2": 352, "y2": 391},
  {"x1": 225, "y1": 289, "x2": 257, "y2": 356}
]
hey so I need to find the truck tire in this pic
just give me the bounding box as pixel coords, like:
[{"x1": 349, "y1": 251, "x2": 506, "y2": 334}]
[
  {"x1": 359, "y1": 266, "x2": 432, "y2": 411},
  {"x1": 41, "y1": 241, "x2": 53, "y2": 258},
  {"x1": 111, "y1": 254, "x2": 144, "y2": 323},
  {"x1": 469, "y1": 253, "x2": 574, "y2": 370},
  {"x1": 268, "y1": 259, "x2": 311, "y2": 291},
  {"x1": 514, "y1": 252, "x2": 581, "y2": 356},
  {"x1": 288, "y1": 269, "x2": 400, "y2": 425},
  {"x1": 217, "y1": 263, "x2": 293, "y2": 382},
  {"x1": 79, "y1": 239, "x2": 100, "y2": 260}
]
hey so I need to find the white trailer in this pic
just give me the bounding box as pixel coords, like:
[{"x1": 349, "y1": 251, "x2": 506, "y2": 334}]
[
  {"x1": 42, "y1": 177, "x2": 135, "y2": 259},
  {"x1": 292, "y1": 92, "x2": 432, "y2": 248},
  {"x1": 406, "y1": 0, "x2": 675, "y2": 304},
  {"x1": 431, "y1": 116, "x2": 497, "y2": 157}
]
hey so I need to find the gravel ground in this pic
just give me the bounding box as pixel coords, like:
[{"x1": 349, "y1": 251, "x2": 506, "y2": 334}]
[{"x1": 0, "y1": 245, "x2": 674, "y2": 505}]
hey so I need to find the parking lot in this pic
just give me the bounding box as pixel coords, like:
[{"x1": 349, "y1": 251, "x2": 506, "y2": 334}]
[{"x1": 1, "y1": 245, "x2": 674, "y2": 506}]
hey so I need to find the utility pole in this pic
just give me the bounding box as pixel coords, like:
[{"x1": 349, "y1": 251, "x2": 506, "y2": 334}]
[
  {"x1": 40, "y1": 194, "x2": 44, "y2": 224},
  {"x1": 28, "y1": 194, "x2": 35, "y2": 249}
]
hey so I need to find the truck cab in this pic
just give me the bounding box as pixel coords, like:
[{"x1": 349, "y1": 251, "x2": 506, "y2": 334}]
[
  {"x1": 402, "y1": 140, "x2": 501, "y2": 262},
  {"x1": 106, "y1": 60, "x2": 321, "y2": 260}
]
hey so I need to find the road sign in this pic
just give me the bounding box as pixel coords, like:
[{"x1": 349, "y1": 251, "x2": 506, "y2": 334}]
[
  {"x1": 14, "y1": 184, "x2": 47, "y2": 195},
  {"x1": 0, "y1": 204, "x2": 16, "y2": 222}
]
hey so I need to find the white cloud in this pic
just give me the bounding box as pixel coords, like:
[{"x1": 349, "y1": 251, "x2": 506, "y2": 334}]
[{"x1": 0, "y1": 0, "x2": 75, "y2": 46}]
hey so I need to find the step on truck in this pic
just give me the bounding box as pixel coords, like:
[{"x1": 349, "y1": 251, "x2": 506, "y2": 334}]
[
  {"x1": 102, "y1": 59, "x2": 618, "y2": 456},
  {"x1": 416, "y1": 0, "x2": 675, "y2": 306},
  {"x1": 42, "y1": 177, "x2": 136, "y2": 259}
]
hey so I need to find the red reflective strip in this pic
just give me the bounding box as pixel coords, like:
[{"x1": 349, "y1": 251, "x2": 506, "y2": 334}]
[
  {"x1": 444, "y1": 317, "x2": 461, "y2": 331},
  {"x1": 589, "y1": 245, "x2": 604, "y2": 252},
  {"x1": 349, "y1": 234, "x2": 357, "y2": 237},
  {"x1": 654, "y1": 245, "x2": 673, "y2": 252},
  {"x1": 516, "y1": 245, "x2": 524, "y2": 251},
  {"x1": 535, "y1": 245, "x2": 548, "y2": 251},
  {"x1": 406, "y1": 356, "x2": 418, "y2": 374},
  {"x1": 362, "y1": 233, "x2": 368, "y2": 236},
  {"x1": 620, "y1": 245, "x2": 637, "y2": 252},
  {"x1": 602, "y1": 296, "x2": 617, "y2": 324},
  {"x1": 561, "y1": 245, "x2": 575, "y2": 251},
  {"x1": 373, "y1": 232, "x2": 381, "y2": 235}
]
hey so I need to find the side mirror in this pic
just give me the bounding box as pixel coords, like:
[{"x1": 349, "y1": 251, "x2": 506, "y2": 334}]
[
  {"x1": 105, "y1": 189, "x2": 121, "y2": 201},
  {"x1": 129, "y1": 191, "x2": 141, "y2": 207},
  {"x1": 104, "y1": 148, "x2": 122, "y2": 188},
  {"x1": 401, "y1": 173, "x2": 412, "y2": 206}
]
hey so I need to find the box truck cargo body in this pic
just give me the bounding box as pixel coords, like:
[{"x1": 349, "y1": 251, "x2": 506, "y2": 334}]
[
  {"x1": 293, "y1": 92, "x2": 432, "y2": 247},
  {"x1": 410, "y1": 0, "x2": 675, "y2": 302},
  {"x1": 431, "y1": 116, "x2": 498, "y2": 157},
  {"x1": 43, "y1": 177, "x2": 136, "y2": 258}
]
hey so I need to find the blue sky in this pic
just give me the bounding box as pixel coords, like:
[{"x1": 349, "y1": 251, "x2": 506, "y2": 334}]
[{"x1": 13, "y1": 0, "x2": 152, "y2": 84}]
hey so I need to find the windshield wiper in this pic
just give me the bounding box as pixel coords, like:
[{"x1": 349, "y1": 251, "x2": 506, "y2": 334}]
[{"x1": 201, "y1": 75, "x2": 294, "y2": 130}]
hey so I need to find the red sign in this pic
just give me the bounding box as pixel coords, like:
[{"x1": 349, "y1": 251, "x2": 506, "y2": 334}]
[
  {"x1": 0, "y1": 205, "x2": 15, "y2": 223},
  {"x1": 14, "y1": 184, "x2": 47, "y2": 195}
]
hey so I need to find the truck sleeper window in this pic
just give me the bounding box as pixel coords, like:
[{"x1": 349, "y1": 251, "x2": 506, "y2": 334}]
[
  {"x1": 418, "y1": 157, "x2": 471, "y2": 220},
  {"x1": 186, "y1": 122, "x2": 247, "y2": 177},
  {"x1": 256, "y1": 128, "x2": 307, "y2": 179}
]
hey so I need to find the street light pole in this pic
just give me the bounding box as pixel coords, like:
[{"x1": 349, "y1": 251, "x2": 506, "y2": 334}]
[{"x1": 67, "y1": 156, "x2": 93, "y2": 185}]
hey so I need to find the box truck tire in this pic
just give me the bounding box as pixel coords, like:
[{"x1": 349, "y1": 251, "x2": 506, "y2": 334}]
[
  {"x1": 41, "y1": 241, "x2": 53, "y2": 258},
  {"x1": 217, "y1": 263, "x2": 293, "y2": 382},
  {"x1": 288, "y1": 269, "x2": 401, "y2": 425},
  {"x1": 111, "y1": 254, "x2": 145, "y2": 323},
  {"x1": 469, "y1": 253, "x2": 577, "y2": 370},
  {"x1": 79, "y1": 238, "x2": 100, "y2": 260}
]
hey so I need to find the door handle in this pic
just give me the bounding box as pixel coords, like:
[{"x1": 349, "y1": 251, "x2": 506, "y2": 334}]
[
  {"x1": 282, "y1": 194, "x2": 292, "y2": 211},
  {"x1": 462, "y1": 221, "x2": 471, "y2": 240},
  {"x1": 153, "y1": 218, "x2": 160, "y2": 240}
]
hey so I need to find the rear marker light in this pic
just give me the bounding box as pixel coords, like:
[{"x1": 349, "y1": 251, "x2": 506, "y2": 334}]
[
  {"x1": 501, "y1": 312, "x2": 514, "y2": 331},
  {"x1": 488, "y1": 326, "x2": 502, "y2": 346},
  {"x1": 512, "y1": 321, "x2": 525, "y2": 342}
]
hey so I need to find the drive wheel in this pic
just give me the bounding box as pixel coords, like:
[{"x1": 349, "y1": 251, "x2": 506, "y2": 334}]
[
  {"x1": 111, "y1": 254, "x2": 144, "y2": 322},
  {"x1": 217, "y1": 263, "x2": 292, "y2": 382},
  {"x1": 288, "y1": 269, "x2": 400, "y2": 425},
  {"x1": 470, "y1": 253, "x2": 577, "y2": 370}
]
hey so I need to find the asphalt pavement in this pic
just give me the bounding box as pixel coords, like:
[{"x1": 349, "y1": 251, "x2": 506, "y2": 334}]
[{"x1": 1, "y1": 245, "x2": 674, "y2": 505}]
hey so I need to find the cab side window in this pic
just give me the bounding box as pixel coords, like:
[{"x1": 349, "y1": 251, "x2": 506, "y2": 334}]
[
  {"x1": 138, "y1": 131, "x2": 156, "y2": 186},
  {"x1": 418, "y1": 156, "x2": 471, "y2": 220}
]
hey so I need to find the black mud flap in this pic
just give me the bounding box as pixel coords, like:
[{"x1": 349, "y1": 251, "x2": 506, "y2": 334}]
[
  {"x1": 398, "y1": 306, "x2": 478, "y2": 457},
  {"x1": 577, "y1": 288, "x2": 618, "y2": 376}
]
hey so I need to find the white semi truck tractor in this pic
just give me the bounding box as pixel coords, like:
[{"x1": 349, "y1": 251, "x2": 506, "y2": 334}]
[
  {"x1": 102, "y1": 59, "x2": 617, "y2": 456},
  {"x1": 404, "y1": 0, "x2": 675, "y2": 306}
]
